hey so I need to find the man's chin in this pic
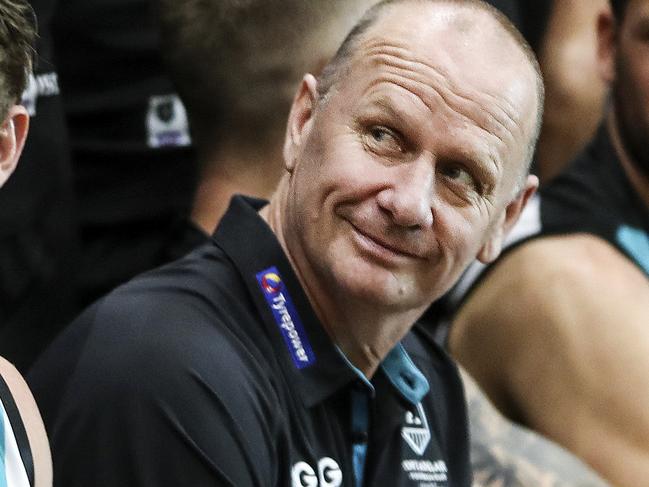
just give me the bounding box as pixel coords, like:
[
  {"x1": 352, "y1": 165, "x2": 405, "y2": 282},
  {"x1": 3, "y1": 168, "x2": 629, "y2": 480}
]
[{"x1": 339, "y1": 273, "x2": 426, "y2": 311}]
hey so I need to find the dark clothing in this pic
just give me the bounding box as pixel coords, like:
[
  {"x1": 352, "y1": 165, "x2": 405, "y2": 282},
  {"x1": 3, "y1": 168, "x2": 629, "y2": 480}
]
[
  {"x1": 0, "y1": 0, "x2": 78, "y2": 372},
  {"x1": 29, "y1": 196, "x2": 471, "y2": 487},
  {"x1": 424, "y1": 124, "x2": 649, "y2": 342},
  {"x1": 518, "y1": 1, "x2": 553, "y2": 55},
  {"x1": 484, "y1": 0, "x2": 553, "y2": 54},
  {"x1": 52, "y1": 0, "x2": 198, "y2": 306},
  {"x1": 534, "y1": 125, "x2": 649, "y2": 268}
]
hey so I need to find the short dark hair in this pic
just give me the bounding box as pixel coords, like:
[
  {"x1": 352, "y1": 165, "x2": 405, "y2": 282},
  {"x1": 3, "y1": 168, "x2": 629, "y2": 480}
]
[
  {"x1": 317, "y1": 0, "x2": 545, "y2": 179},
  {"x1": 0, "y1": 0, "x2": 35, "y2": 120},
  {"x1": 158, "y1": 0, "x2": 377, "y2": 154},
  {"x1": 609, "y1": 0, "x2": 629, "y2": 22}
]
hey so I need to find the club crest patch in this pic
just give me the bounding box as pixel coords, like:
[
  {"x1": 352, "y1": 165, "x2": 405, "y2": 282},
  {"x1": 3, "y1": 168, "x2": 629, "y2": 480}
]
[
  {"x1": 402, "y1": 403, "x2": 431, "y2": 456},
  {"x1": 146, "y1": 94, "x2": 192, "y2": 148}
]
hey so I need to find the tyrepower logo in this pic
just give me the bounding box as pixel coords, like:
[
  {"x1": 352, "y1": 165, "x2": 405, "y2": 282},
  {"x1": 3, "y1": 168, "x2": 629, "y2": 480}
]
[
  {"x1": 291, "y1": 457, "x2": 342, "y2": 487},
  {"x1": 256, "y1": 267, "x2": 315, "y2": 369},
  {"x1": 260, "y1": 271, "x2": 282, "y2": 294}
]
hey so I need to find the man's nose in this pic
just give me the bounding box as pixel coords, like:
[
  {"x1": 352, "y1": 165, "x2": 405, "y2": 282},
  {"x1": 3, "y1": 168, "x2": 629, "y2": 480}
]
[{"x1": 376, "y1": 157, "x2": 434, "y2": 229}]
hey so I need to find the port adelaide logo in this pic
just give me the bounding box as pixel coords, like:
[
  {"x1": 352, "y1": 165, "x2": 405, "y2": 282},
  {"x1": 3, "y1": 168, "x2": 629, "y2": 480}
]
[
  {"x1": 402, "y1": 403, "x2": 431, "y2": 455},
  {"x1": 256, "y1": 267, "x2": 316, "y2": 369},
  {"x1": 401, "y1": 404, "x2": 448, "y2": 485}
]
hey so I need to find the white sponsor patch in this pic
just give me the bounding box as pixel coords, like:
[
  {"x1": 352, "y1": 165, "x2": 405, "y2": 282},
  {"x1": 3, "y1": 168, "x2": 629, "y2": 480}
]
[{"x1": 146, "y1": 94, "x2": 191, "y2": 148}]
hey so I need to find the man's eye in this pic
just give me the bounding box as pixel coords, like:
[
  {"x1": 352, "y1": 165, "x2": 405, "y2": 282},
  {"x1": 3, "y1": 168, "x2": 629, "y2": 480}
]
[
  {"x1": 365, "y1": 126, "x2": 403, "y2": 153},
  {"x1": 439, "y1": 164, "x2": 480, "y2": 192}
]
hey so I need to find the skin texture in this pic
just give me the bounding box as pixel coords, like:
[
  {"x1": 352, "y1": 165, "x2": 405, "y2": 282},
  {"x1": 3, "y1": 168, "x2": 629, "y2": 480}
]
[{"x1": 261, "y1": 0, "x2": 539, "y2": 378}]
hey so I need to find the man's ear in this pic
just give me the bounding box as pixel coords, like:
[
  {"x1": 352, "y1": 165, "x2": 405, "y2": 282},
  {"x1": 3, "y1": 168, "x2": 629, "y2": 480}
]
[
  {"x1": 0, "y1": 105, "x2": 29, "y2": 187},
  {"x1": 596, "y1": 7, "x2": 616, "y2": 85},
  {"x1": 283, "y1": 74, "x2": 318, "y2": 174},
  {"x1": 477, "y1": 174, "x2": 539, "y2": 264}
]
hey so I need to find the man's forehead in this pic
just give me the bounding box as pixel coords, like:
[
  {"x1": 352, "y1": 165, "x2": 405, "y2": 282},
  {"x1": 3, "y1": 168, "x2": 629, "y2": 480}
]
[
  {"x1": 350, "y1": 3, "x2": 530, "y2": 94},
  {"x1": 356, "y1": 2, "x2": 525, "y2": 72},
  {"x1": 348, "y1": 6, "x2": 535, "y2": 133},
  {"x1": 324, "y1": 1, "x2": 537, "y2": 191}
]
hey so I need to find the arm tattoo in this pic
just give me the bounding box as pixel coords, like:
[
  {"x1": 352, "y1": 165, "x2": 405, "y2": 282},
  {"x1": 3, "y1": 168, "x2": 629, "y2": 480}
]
[{"x1": 460, "y1": 369, "x2": 610, "y2": 487}]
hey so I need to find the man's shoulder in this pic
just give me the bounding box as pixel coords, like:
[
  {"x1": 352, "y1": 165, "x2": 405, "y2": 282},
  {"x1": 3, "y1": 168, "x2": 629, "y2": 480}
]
[
  {"x1": 29, "y1": 244, "x2": 284, "y2": 486},
  {"x1": 96, "y1": 242, "x2": 252, "y2": 331},
  {"x1": 31, "y1": 242, "x2": 276, "y2": 411},
  {"x1": 452, "y1": 234, "x2": 649, "y2": 356}
]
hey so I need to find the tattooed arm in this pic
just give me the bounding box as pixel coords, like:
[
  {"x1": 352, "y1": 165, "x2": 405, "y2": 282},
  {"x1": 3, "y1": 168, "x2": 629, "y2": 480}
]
[{"x1": 460, "y1": 369, "x2": 609, "y2": 487}]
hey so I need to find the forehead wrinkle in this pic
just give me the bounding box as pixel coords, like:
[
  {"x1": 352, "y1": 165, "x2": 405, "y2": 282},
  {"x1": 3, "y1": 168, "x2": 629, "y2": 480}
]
[
  {"x1": 359, "y1": 41, "x2": 523, "y2": 155},
  {"x1": 363, "y1": 76, "x2": 503, "y2": 182}
]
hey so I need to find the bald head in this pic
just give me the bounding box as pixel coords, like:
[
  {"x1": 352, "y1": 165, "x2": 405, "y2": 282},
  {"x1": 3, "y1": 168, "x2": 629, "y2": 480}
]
[{"x1": 317, "y1": 0, "x2": 544, "y2": 181}]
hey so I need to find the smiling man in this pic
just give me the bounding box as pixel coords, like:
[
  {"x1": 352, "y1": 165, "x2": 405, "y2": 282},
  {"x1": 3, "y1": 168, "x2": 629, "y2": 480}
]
[{"x1": 28, "y1": 1, "x2": 542, "y2": 485}]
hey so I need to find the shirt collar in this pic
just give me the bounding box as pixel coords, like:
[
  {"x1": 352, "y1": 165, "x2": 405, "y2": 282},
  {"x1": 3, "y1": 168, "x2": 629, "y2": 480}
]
[{"x1": 213, "y1": 195, "x2": 429, "y2": 408}]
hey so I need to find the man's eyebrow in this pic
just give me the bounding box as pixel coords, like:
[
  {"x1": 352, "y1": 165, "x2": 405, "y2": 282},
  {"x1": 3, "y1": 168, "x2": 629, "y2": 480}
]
[{"x1": 361, "y1": 97, "x2": 414, "y2": 126}]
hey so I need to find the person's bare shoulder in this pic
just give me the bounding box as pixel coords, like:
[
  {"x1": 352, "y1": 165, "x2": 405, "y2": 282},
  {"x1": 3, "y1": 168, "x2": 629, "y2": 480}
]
[
  {"x1": 451, "y1": 233, "x2": 647, "y2": 395},
  {"x1": 0, "y1": 356, "x2": 52, "y2": 487},
  {"x1": 451, "y1": 234, "x2": 649, "y2": 485}
]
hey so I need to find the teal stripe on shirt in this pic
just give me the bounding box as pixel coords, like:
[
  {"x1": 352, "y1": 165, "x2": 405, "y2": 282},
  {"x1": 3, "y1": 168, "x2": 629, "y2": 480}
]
[{"x1": 0, "y1": 401, "x2": 7, "y2": 487}]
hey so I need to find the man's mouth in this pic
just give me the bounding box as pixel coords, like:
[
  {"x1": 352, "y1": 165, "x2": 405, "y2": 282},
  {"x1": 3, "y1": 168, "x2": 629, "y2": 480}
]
[{"x1": 348, "y1": 222, "x2": 424, "y2": 260}]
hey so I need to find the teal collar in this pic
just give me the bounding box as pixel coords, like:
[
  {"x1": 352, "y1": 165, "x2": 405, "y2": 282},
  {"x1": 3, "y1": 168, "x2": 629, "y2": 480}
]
[
  {"x1": 337, "y1": 343, "x2": 430, "y2": 406},
  {"x1": 381, "y1": 344, "x2": 430, "y2": 405}
]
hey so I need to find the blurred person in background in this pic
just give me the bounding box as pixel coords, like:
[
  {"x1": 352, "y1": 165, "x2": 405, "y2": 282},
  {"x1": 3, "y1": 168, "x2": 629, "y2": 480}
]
[
  {"x1": 490, "y1": 0, "x2": 608, "y2": 182},
  {"x1": 158, "y1": 0, "x2": 381, "y2": 237},
  {"x1": 0, "y1": 0, "x2": 77, "y2": 373},
  {"x1": 0, "y1": 1, "x2": 53, "y2": 484},
  {"x1": 535, "y1": 0, "x2": 608, "y2": 181}
]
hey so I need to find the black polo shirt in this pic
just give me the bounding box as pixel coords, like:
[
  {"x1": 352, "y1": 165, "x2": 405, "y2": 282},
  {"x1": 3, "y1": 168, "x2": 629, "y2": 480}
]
[{"x1": 28, "y1": 196, "x2": 471, "y2": 487}]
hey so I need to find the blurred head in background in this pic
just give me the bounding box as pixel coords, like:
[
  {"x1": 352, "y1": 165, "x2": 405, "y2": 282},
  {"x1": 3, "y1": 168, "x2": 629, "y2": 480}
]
[
  {"x1": 600, "y1": 0, "x2": 649, "y2": 180},
  {"x1": 0, "y1": 0, "x2": 33, "y2": 187}
]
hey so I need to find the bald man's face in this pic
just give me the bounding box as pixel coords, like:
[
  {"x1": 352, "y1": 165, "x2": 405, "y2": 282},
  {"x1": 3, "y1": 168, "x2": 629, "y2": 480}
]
[{"x1": 282, "y1": 2, "x2": 539, "y2": 312}]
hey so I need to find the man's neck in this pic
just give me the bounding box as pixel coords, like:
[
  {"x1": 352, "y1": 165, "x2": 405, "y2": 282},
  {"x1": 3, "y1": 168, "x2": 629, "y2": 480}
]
[
  {"x1": 261, "y1": 178, "x2": 423, "y2": 378},
  {"x1": 608, "y1": 111, "x2": 649, "y2": 210},
  {"x1": 192, "y1": 145, "x2": 286, "y2": 234}
]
